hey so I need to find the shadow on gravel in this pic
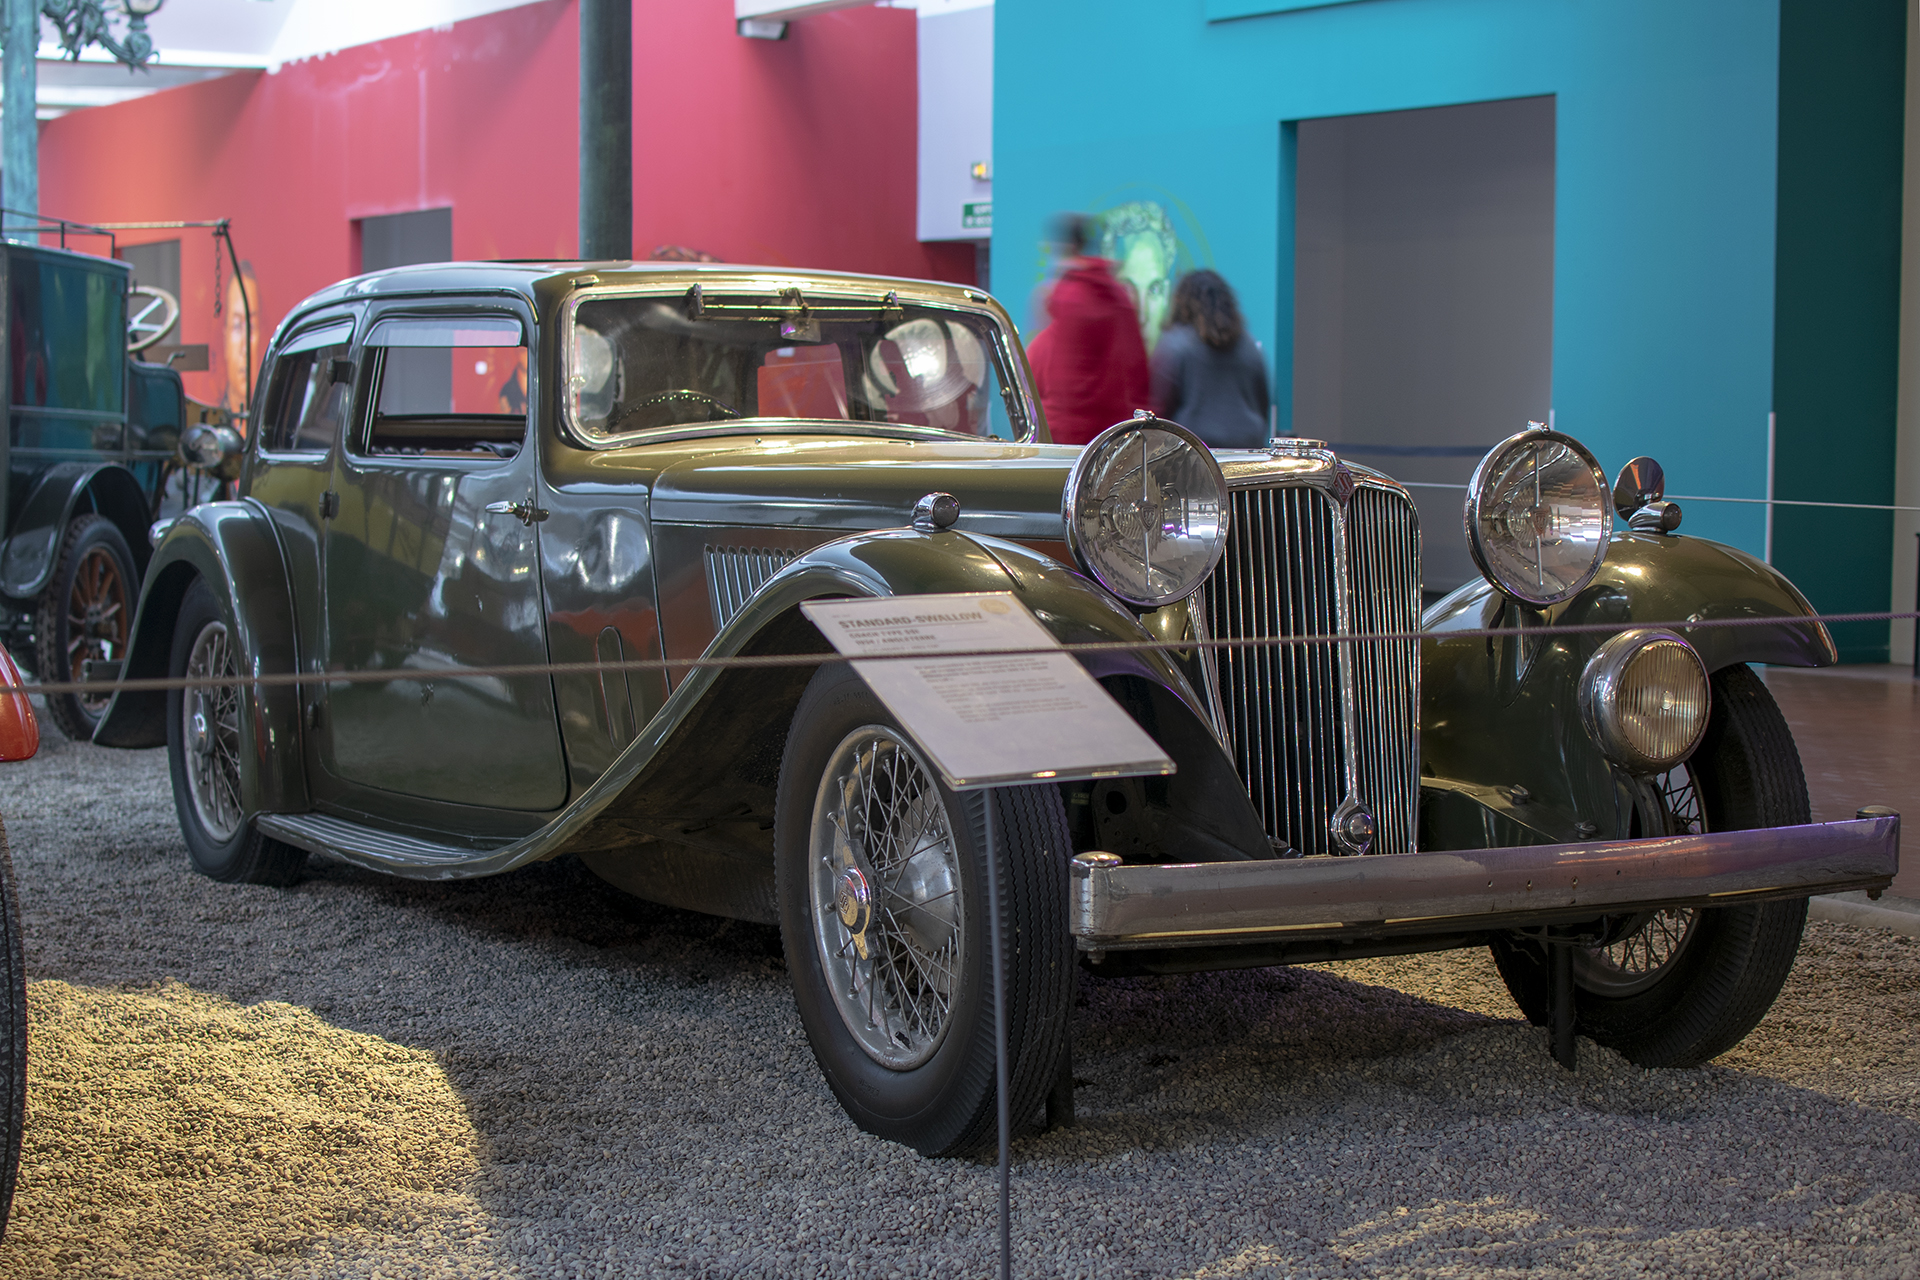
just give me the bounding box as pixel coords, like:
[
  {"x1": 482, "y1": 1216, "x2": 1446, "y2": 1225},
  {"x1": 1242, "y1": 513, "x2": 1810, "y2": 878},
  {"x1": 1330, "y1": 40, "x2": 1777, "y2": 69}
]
[{"x1": 294, "y1": 852, "x2": 787, "y2": 973}]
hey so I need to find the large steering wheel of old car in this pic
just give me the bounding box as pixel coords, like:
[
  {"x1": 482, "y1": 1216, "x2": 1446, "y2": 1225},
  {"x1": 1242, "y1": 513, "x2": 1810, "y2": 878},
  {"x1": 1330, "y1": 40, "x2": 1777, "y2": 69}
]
[
  {"x1": 126, "y1": 285, "x2": 180, "y2": 353},
  {"x1": 605, "y1": 389, "x2": 741, "y2": 433}
]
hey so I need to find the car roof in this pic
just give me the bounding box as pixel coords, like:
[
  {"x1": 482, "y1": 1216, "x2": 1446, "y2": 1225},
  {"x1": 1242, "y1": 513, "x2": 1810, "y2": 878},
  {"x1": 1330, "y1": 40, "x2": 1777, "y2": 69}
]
[{"x1": 292, "y1": 259, "x2": 986, "y2": 313}]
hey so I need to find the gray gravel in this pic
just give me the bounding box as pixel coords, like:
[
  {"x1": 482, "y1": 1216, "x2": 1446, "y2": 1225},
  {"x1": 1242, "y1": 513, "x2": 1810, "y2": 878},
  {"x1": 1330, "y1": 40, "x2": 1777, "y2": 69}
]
[{"x1": 0, "y1": 725, "x2": 1917, "y2": 1279}]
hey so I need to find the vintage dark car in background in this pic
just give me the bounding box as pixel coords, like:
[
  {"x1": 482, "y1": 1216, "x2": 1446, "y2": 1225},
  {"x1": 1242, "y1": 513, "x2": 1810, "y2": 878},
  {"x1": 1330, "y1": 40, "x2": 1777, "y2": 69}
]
[
  {"x1": 93, "y1": 262, "x2": 1897, "y2": 1156},
  {"x1": 0, "y1": 240, "x2": 196, "y2": 741}
]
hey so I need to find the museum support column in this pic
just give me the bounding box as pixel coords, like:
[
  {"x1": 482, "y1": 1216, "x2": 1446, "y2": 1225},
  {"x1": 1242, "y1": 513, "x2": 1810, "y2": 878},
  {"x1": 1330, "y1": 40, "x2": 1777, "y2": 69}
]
[
  {"x1": 2, "y1": 0, "x2": 35, "y2": 240},
  {"x1": 579, "y1": 0, "x2": 632, "y2": 261}
]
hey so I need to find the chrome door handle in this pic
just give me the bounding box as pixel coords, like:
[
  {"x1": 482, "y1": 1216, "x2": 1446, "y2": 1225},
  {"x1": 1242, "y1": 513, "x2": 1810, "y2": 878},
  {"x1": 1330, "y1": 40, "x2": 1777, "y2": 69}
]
[{"x1": 484, "y1": 500, "x2": 549, "y2": 526}]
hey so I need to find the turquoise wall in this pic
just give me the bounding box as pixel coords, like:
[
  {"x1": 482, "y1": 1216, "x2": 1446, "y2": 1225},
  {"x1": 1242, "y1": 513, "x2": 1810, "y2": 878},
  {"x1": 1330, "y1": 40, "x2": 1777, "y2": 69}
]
[{"x1": 995, "y1": 0, "x2": 1789, "y2": 612}]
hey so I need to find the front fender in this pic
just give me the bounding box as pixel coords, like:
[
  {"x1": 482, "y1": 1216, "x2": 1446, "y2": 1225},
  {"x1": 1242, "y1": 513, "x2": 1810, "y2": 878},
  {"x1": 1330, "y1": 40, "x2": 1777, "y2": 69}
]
[
  {"x1": 485, "y1": 527, "x2": 1267, "y2": 906},
  {"x1": 91, "y1": 503, "x2": 309, "y2": 813},
  {"x1": 0, "y1": 462, "x2": 154, "y2": 599},
  {"x1": 1421, "y1": 531, "x2": 1834, "y2": 847}
]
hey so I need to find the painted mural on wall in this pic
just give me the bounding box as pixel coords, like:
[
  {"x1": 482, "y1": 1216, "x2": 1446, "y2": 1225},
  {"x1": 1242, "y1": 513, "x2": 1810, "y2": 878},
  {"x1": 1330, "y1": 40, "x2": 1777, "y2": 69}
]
[
  {"x1": 1097, "y1": 202, "x2": 1181, "y2": 347},
  {"x1": 1029, "y1": 193, "x2": 1211, "y2": 348},
  {"x1": 220, "y1": 260, "x2": 261, "y2": 421}
]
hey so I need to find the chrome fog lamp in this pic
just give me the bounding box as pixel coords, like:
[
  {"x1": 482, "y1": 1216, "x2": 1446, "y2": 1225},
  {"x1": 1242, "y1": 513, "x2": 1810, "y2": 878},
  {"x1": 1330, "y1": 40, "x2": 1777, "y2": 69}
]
[
  {"x1": 1465, "y1": 425, "x2": 1612, "y2": 606},
  {"x1": 1063, "y1": 414, "x2": 1229, "y2": 608},
  {"x1": 1579, "y1": 630, "x2": 1711, "y2": 773}
]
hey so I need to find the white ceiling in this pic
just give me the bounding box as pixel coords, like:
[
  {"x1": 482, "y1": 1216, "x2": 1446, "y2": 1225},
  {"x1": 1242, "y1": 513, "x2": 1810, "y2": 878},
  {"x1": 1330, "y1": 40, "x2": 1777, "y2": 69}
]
[
  {"x1": 22, "y1": 0, "x2": 553, "y2": 117},
  {"x1": 19, "y1": 0, "x2": 989, "y2": 119}
]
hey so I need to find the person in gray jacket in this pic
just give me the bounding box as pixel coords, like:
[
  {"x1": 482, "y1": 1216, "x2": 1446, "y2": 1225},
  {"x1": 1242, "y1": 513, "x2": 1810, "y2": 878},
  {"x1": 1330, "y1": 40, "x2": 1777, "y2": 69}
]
[{"x1": 1149, "y1": 269, "x2": 1271, "y2": 449}]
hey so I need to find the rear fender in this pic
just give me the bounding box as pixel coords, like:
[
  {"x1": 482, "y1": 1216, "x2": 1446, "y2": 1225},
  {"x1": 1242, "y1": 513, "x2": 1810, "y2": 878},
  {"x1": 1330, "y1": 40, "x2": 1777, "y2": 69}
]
[
  {"x1": 0, "y1": 462, "x2": 154, "y2": 599},
  {"x1": 91, "y1": 502, "x2": 308, "y2": 813},
  {"x1": 1421, "y1": 532, "x2": 1834, "y2": 846}
]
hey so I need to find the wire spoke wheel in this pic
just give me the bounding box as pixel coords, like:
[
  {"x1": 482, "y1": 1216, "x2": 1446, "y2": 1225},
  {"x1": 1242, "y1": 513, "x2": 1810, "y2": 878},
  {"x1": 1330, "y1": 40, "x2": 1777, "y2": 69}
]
[
  {"x1": 1494, "y1": 665, "x2": 1812, "y2": 1067},
  {"x1": 809, "y1": 726, "x2": 963, "y2": 1071},
  {"x1": 64, "y1": 546, "x2": 130, "y2": 714},
  {"x1": 1575, "y1": 764, "x2": 1703, "y2": 995},
  {"x1": 181, "y1": 619, "x2": 244, "y2": 843}
]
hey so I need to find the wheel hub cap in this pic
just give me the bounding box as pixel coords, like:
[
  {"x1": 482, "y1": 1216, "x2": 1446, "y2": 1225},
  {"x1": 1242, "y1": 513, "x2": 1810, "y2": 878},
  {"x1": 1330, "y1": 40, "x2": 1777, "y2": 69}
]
[
  {"x1": 835, "y1": 866, "x2": 874, "y2": 958},
  {"x1": 189, "y1": 704, "x2": 211, "y2": 757}
]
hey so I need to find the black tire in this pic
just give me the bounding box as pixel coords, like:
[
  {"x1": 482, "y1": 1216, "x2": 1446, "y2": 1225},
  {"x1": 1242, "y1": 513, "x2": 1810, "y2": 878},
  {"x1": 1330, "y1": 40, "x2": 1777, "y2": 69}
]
[
  {"x1": 0, "y1": 819, "x2": 26, "y2": 1241},
  {"x1": 165, "y1": 579, "x2": 305, "y2": 886},
  {"x1": 775, "y1": 661, "x2": 1074, "y2": 1157},
  {"x1": 33, "y1": 514, "x2": 136, "y2": 742},
  {"x1": 1492, "y1": 663, "x2": 1810, "y2": 1066}
]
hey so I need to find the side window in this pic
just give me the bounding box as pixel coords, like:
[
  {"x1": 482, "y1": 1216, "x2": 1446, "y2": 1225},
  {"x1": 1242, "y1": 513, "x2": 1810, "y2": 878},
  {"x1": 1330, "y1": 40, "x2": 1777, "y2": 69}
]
[
  {"x1": 261, "y1": 322, "x2": 354, "y2": 452},
  {"x1": 361, "y1": 315, "x2": 527, "y2": 458}
]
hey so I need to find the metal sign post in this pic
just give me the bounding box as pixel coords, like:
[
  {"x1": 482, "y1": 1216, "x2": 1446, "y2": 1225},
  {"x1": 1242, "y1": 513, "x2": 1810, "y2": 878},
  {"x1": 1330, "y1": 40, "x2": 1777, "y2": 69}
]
[{"x1": 802, "y1": 593, "x2": 1175, "y2": 1280}]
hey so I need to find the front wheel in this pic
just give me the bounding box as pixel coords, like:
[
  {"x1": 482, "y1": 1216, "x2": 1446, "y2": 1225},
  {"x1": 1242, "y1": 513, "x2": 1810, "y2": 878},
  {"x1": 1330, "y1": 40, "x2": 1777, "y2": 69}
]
[
  {"x1": 165, "y1": 579, "x2": 305, "y2": 886},
  {"x1": 776, "y1": 662, "x2": 1074, "y2": 1157},
  {"x1": 1492, "y1": 663, "x2": 1810, "y2": 1066}
]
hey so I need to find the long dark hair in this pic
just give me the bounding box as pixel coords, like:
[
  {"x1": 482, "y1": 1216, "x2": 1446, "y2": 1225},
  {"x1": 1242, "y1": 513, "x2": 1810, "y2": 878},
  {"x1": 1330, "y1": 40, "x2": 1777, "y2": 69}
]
[{"x1": 1168, "y1": 269, "x2": 1243, "y2": 350}]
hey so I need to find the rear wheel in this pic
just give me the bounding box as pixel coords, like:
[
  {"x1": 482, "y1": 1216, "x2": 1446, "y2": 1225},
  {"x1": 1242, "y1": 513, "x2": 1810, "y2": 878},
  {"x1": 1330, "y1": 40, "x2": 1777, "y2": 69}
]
[
  {"x1": 165, "y1": 579, "x2": 305, "y2": 886},
  {"x1": 776, "y1": 661, "x2": 1073, "y2": 1157},
  {"x1": 33, "y1": 514, "x2": 136, "y2": 741},
  {"x1": 1492, "y1": 664, "x2": 1810, "y2": 1066}
]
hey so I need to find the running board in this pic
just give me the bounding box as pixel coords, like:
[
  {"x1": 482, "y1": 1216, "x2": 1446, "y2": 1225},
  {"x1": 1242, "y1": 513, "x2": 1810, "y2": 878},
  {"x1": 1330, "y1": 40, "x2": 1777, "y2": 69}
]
[{"x1": 256, "y1": 812, "x2": 514, "y2": 875}]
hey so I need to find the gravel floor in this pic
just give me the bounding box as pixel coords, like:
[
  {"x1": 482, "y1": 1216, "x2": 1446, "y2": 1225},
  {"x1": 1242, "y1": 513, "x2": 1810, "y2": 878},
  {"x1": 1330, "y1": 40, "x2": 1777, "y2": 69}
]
[{"x1": 0, "y1": 727, "x2": 1915, "y2": 1279}]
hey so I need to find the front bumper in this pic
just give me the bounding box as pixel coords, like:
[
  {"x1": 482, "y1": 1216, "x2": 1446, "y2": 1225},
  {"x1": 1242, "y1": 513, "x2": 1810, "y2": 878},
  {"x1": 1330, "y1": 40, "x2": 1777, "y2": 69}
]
[{"x1": 1070, "y1": 812, "x2": 1900, "y2": 951}]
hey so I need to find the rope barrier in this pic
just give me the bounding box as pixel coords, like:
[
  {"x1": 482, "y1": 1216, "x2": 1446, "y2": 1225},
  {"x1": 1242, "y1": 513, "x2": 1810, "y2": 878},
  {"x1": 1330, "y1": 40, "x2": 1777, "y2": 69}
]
[
  {"x1": 4, "y1": 609, "x2": 1911, "y2": 700},
  {"x1": 1397, "y1": 479, "x2": 1920, "y2": 514}
]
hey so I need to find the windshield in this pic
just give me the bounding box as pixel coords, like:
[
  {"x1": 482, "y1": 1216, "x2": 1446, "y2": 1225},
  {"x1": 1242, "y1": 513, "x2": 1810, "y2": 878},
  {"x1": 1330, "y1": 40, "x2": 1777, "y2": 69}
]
[{"x1": 566, "y1": 289, "x2": 1022, "y2": 443}]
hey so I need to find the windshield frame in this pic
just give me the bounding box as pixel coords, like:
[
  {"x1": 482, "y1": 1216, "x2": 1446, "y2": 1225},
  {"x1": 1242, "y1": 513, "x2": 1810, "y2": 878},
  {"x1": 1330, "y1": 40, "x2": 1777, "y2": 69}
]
[{"x1": 556, "y1": 278, "x2": 1039, "y2": 449}]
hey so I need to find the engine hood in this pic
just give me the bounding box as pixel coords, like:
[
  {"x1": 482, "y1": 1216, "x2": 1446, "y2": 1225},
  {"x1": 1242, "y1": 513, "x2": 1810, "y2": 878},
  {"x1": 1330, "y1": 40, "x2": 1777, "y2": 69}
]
[{"x1": 647, "y1": 437, "x2": 1083, "y2": 540}]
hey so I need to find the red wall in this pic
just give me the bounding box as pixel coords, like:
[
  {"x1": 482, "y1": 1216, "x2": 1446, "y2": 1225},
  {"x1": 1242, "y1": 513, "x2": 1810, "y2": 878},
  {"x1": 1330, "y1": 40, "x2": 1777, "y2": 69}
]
[{"x1": 37, "y1": 0, "x2": 968, "y2": 408}]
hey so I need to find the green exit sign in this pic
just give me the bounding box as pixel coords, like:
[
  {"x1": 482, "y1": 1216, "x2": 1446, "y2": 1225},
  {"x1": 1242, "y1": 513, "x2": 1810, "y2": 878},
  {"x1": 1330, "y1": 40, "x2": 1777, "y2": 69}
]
[{"x1": 962, "y1": 201, "x2": 992, "y2": 230}]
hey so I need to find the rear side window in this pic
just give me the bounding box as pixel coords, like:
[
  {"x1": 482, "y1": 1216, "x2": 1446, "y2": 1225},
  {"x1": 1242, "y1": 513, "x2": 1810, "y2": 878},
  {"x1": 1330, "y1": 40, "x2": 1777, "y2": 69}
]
[
  {"x1": 360, "y1": 315, "x2": 527, "y2": 458},
  {"x1": 8, "y1": 255, "x2": 124, "y2": 414},
  {"x1": 261, "y1": 323, "x2": 353, "y2": 453}
]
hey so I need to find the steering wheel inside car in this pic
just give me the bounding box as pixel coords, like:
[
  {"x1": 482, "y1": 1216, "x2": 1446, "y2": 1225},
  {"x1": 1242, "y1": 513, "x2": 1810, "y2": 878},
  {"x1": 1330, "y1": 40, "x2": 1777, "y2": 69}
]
[{"x1": 605, "y1": 389, "x2": 742, "y2": 433}]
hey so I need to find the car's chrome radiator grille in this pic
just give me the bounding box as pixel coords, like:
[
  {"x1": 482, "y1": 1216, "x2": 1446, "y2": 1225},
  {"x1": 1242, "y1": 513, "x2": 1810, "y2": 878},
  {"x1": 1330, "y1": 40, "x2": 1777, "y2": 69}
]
[
  {"x1": 705, "y1": 546, "x2": 795, "y2": 630},
  {"x1": 1200, "y1": 483, "x2": 1421, "y2": 856}
]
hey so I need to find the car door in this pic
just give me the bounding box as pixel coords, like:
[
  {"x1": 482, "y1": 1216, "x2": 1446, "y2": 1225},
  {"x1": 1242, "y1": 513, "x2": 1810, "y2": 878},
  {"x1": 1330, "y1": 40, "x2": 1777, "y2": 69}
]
[
  {"x1": 244, "y1": 310, "x2": 357, "y2": 779},
  {"x1": 316, "y1": 306, "x2": 567, "y2": 811}
]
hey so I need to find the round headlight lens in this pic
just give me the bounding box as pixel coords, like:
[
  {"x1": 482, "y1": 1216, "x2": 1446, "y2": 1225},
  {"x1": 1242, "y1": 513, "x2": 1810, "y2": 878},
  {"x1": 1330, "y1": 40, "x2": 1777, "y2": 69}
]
[
  {"x1": 180, "y1": 422, "x2": 243, "y2": 470},
  {"x1": 1465, "y1": 427, "x2": 1612, "y2": 606},
  {"x1": 1063, "y1": 416, "x2": 1228, "y2": 608},
  {"x1": 1579, "y1": 630, "x2": 1711, "y2": 773}
]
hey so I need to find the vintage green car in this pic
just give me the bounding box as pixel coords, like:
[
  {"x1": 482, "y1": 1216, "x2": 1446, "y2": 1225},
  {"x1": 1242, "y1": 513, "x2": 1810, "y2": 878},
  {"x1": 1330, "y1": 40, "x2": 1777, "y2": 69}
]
[{"x1": 95, "y1": 262, "x2": 1896, "y2": 1156}]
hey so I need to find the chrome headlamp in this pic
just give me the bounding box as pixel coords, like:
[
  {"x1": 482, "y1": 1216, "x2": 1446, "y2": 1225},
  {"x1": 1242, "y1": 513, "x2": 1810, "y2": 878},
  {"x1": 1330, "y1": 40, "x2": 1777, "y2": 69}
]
[
  {"x1": 1579, "y1": 629, "x2": 1711, "y2": 773},
  {"x1": 1464, "y1": 425, "x2": 1612, "y2": 606},
  {"x1": 1063, "y1": 414, "x2": 1228, "y2": 608},
  {"x1": 180, "y1": 422, "x2": 244, "y2": 471}
]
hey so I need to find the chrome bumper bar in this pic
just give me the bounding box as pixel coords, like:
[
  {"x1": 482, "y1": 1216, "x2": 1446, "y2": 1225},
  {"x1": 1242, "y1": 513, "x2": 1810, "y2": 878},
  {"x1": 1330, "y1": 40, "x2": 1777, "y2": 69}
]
[{"x1": 1070, "y1": 813, "x2": 1900, "y2": 951}]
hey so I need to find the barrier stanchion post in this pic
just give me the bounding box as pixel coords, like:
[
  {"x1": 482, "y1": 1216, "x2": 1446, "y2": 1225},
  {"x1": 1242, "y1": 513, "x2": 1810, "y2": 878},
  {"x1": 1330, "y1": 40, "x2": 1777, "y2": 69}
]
[{"x1": 1912, "y1": 532, "x2": 1918, "y2": 678}]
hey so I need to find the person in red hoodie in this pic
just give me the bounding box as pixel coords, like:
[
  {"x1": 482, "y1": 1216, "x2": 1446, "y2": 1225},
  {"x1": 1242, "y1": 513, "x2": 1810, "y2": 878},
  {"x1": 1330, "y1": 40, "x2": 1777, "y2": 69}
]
[{"x1": 1024, "y1": 214, "x2": 1151, "y2": 445}]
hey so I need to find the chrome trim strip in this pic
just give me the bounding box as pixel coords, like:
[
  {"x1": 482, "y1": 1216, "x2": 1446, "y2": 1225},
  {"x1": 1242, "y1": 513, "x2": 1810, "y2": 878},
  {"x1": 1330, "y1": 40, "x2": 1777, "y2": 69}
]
[
  {"x1": 1070, "y1": 815, "x2": 1900, "y2": 949},
  {"x1": 1328, "y1": 478, "x2": 1362, "y2": 837}
]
